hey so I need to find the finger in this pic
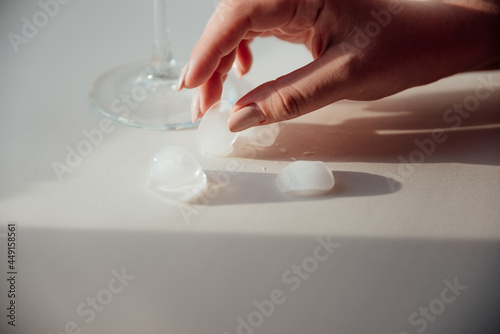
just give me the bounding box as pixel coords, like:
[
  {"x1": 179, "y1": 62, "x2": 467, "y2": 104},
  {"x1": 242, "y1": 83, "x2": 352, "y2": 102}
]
[
  {"x1": 228, "y1": 46, "x2": 357, "y2": 132},
  {"x1": 234, "y1": 39, "x2": 253, "y2": 78},
  {"x1": 184, "y1": 0, "x2": 298, "y2": 89},
  {"x1": 194, "y1": 49, "x2": 237, "y2": 121},
  {"x1": 197, "y1": 74, "x2": 225, "y2": 118}
]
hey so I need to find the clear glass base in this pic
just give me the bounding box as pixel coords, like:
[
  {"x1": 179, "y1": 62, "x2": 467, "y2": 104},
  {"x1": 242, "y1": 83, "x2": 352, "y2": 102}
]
[{"x1": 89, "y1": 60, "x2": 238, "y2": 130}]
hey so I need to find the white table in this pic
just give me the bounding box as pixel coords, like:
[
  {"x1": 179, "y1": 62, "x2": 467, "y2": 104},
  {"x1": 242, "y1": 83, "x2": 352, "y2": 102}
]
[{"x1": 1, "y1": 1, "x2": 499, "y2": 333}]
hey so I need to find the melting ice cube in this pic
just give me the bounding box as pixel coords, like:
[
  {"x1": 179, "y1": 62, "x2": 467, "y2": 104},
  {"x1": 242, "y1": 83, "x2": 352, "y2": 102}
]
[
  {"x1": 147, "y1": 146, "x2": 207, "y2": 202},
  {"x1": 277, "y1": 161, "x2": 334, "y2": 196},
  {"x1": 197, "y1": 100, "x2": 239, "y2": 157}
]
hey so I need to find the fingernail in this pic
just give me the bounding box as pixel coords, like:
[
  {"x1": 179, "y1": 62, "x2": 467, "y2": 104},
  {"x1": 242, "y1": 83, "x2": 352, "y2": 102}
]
[
  {"x1": 176, "y1": 63, "x2": 189, "y2": 91},
  {"x1": 232, "y1": 63, "x2": 243, "y2": 79},
  {"x1": 191, "y1": 91, "x2": 201, "y2": 123},
  {"x1": 228, "y1": 104, "x2": 266, "y2": 132}
]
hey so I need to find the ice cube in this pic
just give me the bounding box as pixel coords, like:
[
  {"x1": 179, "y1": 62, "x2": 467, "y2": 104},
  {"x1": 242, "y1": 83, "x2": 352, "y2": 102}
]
[
  {"x1": 238, "y1": 123, "x2": 280, "y2": 147},
  {"x1": 147, "y1": 146, "x2": 207, "y2": 202},
  {"x1": 277, "y1": 161, "x2": 334, "y2": 196},
  {"x1": 196, "y1": 100, "x2": 239, "y2": 157}
]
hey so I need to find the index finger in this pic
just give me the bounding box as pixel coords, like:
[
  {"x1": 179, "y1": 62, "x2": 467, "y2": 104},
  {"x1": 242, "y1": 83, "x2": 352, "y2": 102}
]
[{"x1": 184, "y1": 0, "x2": 297, "y2": 88}]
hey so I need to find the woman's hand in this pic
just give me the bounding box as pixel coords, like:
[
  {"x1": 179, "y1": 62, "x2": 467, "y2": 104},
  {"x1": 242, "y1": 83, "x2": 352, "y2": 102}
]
[{"x1": 178, "y1": 0, "x2": 500, "y2": 132}]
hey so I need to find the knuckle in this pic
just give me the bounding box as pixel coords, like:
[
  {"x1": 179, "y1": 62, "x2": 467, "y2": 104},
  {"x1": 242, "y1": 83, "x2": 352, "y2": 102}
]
[
  {"x1": 215, "y1": 0, "x2": 239, "y2": 13},
  {"x1": 212, "y1": 0, "x2": 237, "y2": 24},
  {"x1": 269, "y1": 81, "x2": 303, "y2": 121},
  {"x1": 293, "y1": 0, "x2": 325, "y2": 28}
]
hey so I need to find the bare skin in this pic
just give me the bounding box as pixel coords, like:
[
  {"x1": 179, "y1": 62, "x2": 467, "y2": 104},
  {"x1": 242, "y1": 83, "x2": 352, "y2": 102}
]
[{"x1": 178, "y1": 0, "x2": 500, "y2": 132}]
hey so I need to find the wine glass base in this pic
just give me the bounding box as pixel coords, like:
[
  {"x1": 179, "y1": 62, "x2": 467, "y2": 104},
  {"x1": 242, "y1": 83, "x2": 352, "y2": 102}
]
[{"x1": 90, "y1": 60, "x2": 238, "y2": 130}]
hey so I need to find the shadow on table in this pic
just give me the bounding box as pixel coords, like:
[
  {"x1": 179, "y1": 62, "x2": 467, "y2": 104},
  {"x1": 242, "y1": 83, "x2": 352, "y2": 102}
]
[
  {"x1": 203, "y1": 170, "x2": 400, "y2": 206},
  {"x1": 232, "y1": 88, "x2": 500, "y2": 165},
  {"x1": 11, "y1": 227, "x2": 500, "y2": 334}
]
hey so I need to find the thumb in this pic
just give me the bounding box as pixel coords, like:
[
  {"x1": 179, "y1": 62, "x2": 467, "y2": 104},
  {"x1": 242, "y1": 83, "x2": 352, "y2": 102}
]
[{"x1": 228, "y1": 47, "x2": 356, "y2": 132}]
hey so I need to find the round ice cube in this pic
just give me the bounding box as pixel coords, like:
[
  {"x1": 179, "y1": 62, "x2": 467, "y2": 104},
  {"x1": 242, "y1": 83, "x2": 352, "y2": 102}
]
[
  {"x1": 197, "y1": 100, "x2": 239, "y2": 157},
  {"x1": 147, "y1": 146, "x2": 207, "y2": 202},
  {"x1": 238, "y1": 123, "x2": 280, "y2": 147},
  {"x1": 277, "y1": 161, "x2": 334, "y2": 196}
]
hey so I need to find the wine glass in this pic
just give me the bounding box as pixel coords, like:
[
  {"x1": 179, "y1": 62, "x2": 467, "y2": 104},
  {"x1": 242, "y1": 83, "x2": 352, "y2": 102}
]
[{"x1": 89, "y1": 0, "x2": 237, "y2": 130}]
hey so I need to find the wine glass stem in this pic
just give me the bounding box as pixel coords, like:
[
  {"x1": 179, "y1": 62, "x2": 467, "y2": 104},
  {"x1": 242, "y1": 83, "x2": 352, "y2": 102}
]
[{"x1": 150, "y1": 0, "x2": 174, "y2": 76}]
